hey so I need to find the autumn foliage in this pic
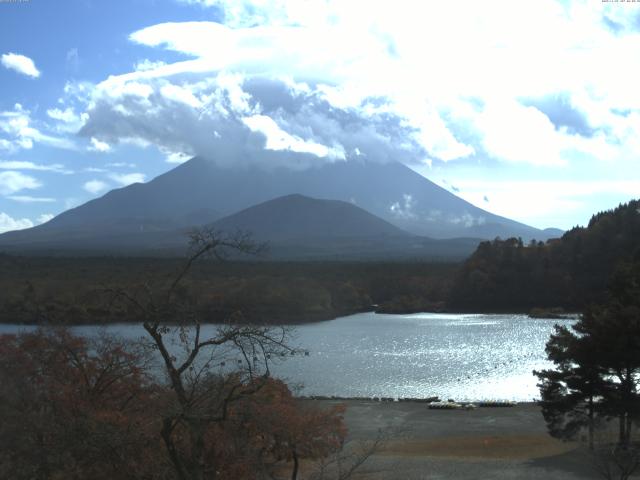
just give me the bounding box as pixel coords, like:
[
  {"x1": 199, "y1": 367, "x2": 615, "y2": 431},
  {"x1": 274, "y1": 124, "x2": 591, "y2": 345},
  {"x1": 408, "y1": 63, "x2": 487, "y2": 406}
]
[
  {"x1": 0, "y1": 329, "x2": 347, "y2": 480},
  {"x1": 223, "y1": 379, "x2": 347, "y2": 479}
]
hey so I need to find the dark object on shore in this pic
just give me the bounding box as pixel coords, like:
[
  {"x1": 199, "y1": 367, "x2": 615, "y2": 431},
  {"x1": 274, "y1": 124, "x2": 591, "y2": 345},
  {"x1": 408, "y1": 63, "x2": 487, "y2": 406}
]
[
  {"x1": 375, "y1": 297, "x2": 446, "y2": 314},
  {"x1": 397, "y1": 396, "x2": 440, "y2": 403},
  {"x1": 528, "y1": 307, "x2": 576, "y2": 319},
  {"x1": 477, "y1": 401, "x2": 516, "y2": 407},
  {"x1": 302, "y1": 395, "x2": 441, "y2": 403}
]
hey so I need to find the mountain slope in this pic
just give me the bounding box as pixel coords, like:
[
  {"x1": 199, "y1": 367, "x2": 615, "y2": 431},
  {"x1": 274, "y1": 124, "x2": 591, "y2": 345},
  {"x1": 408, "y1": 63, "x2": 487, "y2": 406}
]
[
  {"x1": 0, "y1": 157, "x2": 563, "y2": 259},
  {"x1": 13, "y1": 157, "x2": 558, "y2": 242},
  {"x1": 0, "y1": 193, "x2": 482, "y2": 260},
  {"x1": 211, "y1": 194, "x2": 409, "y2": 241}
]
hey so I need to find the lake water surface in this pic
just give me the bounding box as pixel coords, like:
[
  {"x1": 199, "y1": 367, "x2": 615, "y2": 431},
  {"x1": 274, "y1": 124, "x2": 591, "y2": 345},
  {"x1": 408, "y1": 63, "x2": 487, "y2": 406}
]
[{"x1": 0, "y1": 312, "x2": 575, "y2": 402}]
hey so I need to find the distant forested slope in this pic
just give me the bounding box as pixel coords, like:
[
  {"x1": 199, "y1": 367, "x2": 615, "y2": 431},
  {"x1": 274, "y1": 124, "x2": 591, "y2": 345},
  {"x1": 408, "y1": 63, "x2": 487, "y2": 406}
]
[
  {"x1": 449, "y1": 200, "x2": 640, "y2": 311},
  {"x1": 0, "y1": 257, "x2": 456, "y2": 325}
]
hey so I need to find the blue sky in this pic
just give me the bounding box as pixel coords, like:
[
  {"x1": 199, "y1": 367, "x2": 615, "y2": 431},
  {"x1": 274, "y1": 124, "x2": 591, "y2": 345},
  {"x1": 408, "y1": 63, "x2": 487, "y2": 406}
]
[{"x1": 1, "y1": 0, "x2": 640, "y2": 233}]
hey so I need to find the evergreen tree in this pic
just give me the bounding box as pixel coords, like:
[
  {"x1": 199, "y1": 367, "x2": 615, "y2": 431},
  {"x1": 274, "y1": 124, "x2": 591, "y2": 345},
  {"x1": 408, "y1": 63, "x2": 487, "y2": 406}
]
[{"x1": 536, "y1": 260, "x2": 640, "y2": 449}]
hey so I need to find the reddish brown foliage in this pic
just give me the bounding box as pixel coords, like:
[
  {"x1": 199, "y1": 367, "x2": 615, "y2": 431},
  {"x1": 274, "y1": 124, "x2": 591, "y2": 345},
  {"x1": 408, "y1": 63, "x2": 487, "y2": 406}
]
[
  {"x1": 0, "y1": 329, "x2": 169, "y2": 480},
  {"x1": 214, "y1": 378, "x2": 347, "y2": 479},
  {"x1": 0, "y1": 330, "x2": 348, "y2": 480}
]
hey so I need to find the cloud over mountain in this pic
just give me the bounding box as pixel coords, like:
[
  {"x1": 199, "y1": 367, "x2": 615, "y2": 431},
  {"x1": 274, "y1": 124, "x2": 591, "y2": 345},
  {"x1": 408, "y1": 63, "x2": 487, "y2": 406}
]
[
  {"x1": 1, "y1": 1, "x2": 640, "y2": 232},
  {"x1": 0, "y1": 212, "x2": 32, "y2": 233},
  {"x1": 62, "y1": 1, "x2": 639, "y2": 176}
]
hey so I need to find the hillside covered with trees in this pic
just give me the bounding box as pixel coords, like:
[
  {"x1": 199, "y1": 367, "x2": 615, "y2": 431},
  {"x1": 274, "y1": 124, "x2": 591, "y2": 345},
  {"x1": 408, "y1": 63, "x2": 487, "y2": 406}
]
[
  {"x1": 449, "y1": 200, "x2": 640, "y2": 312},
  {"x1": 0, "y1": 256, "x2": 455, "y2": 325},
  {"x1": 2, "y1": 200, "x2": 639, "y2": 325}
]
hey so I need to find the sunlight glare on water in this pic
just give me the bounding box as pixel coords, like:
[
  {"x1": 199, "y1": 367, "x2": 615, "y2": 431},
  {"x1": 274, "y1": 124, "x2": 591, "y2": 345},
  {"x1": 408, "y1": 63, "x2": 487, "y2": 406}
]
[
  {"x1": 269, "y1": 312, "x2": 575, "y2": 402},
  {"x1": 0, "y1": 312, "x2": 575, "y2": 402}
]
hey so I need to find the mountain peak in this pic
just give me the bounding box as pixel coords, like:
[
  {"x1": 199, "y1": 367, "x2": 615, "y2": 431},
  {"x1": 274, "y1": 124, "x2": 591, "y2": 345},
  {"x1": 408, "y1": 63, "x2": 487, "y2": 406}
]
[
  {"x1": 0, "y1": 157, "x2": 561, "y2": 255},
  {"x1": 211, "y1": 194, "x2": 409, "y2": 242}
]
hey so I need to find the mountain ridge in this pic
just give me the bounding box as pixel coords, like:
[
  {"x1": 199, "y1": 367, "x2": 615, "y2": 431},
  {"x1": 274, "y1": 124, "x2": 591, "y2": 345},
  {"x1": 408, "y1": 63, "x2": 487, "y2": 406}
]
[
  {"x1": 210, "y1": 193, "x2": 410, "y2": 241},
  {"x1": 43, "y1": 157, "x2": 560, "y2": 238},
  {"x1": 0, "y1": 157, "x2": 563, "y2": 257}
]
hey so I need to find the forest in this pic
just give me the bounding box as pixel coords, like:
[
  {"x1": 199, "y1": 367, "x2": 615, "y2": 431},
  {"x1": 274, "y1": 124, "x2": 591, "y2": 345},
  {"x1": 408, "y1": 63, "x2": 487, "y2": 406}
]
[
  {"x1": 1, "y1": 200, "x2": 639, "y2": 325},
  {"x1": 449, "y1": 200, "x2": 640, "y2": 312},
  {"x1": 0, "y1": 254, "x2": 455, "y2": 325},
  {"x1": 535, "y1": 256, "x2": 640, "y2": 477}
]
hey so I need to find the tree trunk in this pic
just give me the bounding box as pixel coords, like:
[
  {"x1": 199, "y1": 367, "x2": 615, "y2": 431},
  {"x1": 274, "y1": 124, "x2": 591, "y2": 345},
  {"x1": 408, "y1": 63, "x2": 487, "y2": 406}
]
[
  {"x1": 291, "y1": 449, "x2": 299, "y2": 480},
  {"x1": 161, "y1": 419, "x2": 188, "y2": 480},
  {"x1": 625, "y1": 368, "x2": 633, "y2": 447},
  {"x1": 620, "y1": 414, "x2": 626, "y2": 446},
  {"x1": 588, "y1": 396, "x2": 594, "y2": 451},
  {"x1": 189, "y1": 421, "x2": 208, "y2": 480}
]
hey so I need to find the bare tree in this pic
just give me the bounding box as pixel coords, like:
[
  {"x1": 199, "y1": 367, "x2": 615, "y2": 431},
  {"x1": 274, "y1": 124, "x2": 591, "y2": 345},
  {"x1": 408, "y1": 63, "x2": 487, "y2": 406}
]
[
  {"x1": 583, "y1": 426, "x2": 640, "y2": 480},
  {"x1": 109, "y1": 228, "x2": 297, "y2": 480},
  {"x1": 309, "y1": 427, "x2": 397, "y2": 480}
]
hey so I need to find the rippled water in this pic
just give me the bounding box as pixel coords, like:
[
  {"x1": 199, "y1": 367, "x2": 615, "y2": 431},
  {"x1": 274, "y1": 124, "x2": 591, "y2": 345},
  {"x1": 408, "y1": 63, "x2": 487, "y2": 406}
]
[
  {"x1": 272, "y1": 312, "x2": 575, "y2": 401},
  {"x1": 0, "y1": 312, "x2": 575, "y2": 401}
]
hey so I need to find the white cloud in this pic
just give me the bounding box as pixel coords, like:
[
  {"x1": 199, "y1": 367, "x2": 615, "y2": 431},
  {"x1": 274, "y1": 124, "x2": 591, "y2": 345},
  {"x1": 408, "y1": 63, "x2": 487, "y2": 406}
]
[
  {"x1": 47, "y1": 107, "x2": 78, "y2": 123},
  {"x1": 45, "y1": 0, "x2": 636, "y2": 235},
  {"x1": 1, "y1": 52, "x2": 40, "y2": 78},
  {"x1": 242, "y1": 114, "x2": 345, "y2": 160},
  {"x1": 0, "y1": 171, "x2": 41, "y2": 195},
  {"x1": 83, "y1": 179, "x2": 110, "y2": 194},
  {"x1": 125, "y1": 3, "x2": 640, "y2": 168},
  {"x1": 164, "y1": 150, "x2": 191, "y2": 164},
  {"x1": 77, "y1": 72, "x2": 369, "y2": 168},
  {"x1": 447, "y1": 213, "x2": 486, "y2": 228},
  {"x1": 7, "y1": 195, "x2": 56, "y2": 203},
  {"x1": 389, "y1": 194, "x2": 416, "y2": 220},
  {"x1": 46, "y1": 107, "x2": 87, "y2": 133},
  {"x1": 0, "y1": 160, "x2": 72, "y2": 174},
  {"x1": 0, "y1": 212, "x2": 33, "y2": 233},
  {"x1": 108, "y1": 172, "x2": 146, "y2": 186},
  {"x1": 160, "y1": 83, "x2": 202, "y2": 108},
  {"x1": 0, "y1": 104, "x2": 76, "y2": 152},
  {"x1": 451, "y1": 179, "x2": 640, "y2": 229},
  {"x1": 89, "y1": 137, "x2": 111, "y2": 152},
  {"x1": 106, "y1": 162, "x2": 136, "y2": 168},
  {"x1": 475, "y1": 100, "x2": 569, "y2": 167},
  {"x1": 134, "y1": 59, "x2": 166, "y2": 72},
  {"x1": 37, "y1": 213, "x2": 54, "y2": 224},
  {"x1": 84, "y1": 167, "x2": 109, "y2": 173}
]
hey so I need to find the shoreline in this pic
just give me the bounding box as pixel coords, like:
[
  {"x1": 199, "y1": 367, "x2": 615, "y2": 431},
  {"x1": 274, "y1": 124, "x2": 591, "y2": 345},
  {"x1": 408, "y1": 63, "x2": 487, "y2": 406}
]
[
  {"x1": 306, "y1": 399, "x2": 597, "y2": 479},
  {"x1": 0, "y1": 309, "x2": 580, "y2": 327},
  {"x1": 300, "y1": 395, "x2": 531, "y2": 406}
]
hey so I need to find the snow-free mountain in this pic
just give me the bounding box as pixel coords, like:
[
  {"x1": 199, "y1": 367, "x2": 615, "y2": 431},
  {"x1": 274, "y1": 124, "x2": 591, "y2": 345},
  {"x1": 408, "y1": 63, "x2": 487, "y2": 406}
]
[
  {"x1": 0, "y1": 157, "x2": 561, "y2": 257},
  {"x1": 212, "y1": 194, "x2": 407, "y2": 241},
  {"x1": 209, "y1": 194, "x2": 479, "y2": 259}
]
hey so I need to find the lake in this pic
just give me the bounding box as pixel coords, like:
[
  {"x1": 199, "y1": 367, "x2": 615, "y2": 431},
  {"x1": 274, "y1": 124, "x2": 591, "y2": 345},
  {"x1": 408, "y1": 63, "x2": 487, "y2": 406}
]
[{"x1": 0, "y1": 312, "x2": 575, "y2": 402}]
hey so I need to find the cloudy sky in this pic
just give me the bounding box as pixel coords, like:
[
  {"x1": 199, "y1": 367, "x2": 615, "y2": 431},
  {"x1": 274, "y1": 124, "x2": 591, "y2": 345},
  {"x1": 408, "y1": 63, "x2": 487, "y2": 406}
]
[{"x1": 1, "y1": 0, "x2": 639, "y2": 234}]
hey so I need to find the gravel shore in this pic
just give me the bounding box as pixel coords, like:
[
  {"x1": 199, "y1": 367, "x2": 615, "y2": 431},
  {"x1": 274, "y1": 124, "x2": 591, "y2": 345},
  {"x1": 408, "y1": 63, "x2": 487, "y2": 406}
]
[{"x1": 309, "y1": 399, "x2": 604, "y2": 479}]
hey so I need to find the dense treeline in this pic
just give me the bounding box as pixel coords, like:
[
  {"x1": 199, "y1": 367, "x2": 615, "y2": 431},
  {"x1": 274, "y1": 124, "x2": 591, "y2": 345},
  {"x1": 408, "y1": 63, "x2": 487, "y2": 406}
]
[
  {"x1": 0, "y1": 256, "x2": 456, "y2": 325},
  {"x1": 535, "y1": 259, "x2": 640, "y2": 476},
  {"x1": 4, "y1": 200, "x2": 638, "y2": 323},
  {"x1": 450, "y1": 199, "x2": 640, "y2": 312}
]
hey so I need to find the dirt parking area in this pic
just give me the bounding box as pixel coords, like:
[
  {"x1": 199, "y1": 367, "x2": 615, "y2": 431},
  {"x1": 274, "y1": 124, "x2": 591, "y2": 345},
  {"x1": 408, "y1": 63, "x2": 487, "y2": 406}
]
[{"x1": 309, "y1": 400, "x2": 612, "y2": 479}]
